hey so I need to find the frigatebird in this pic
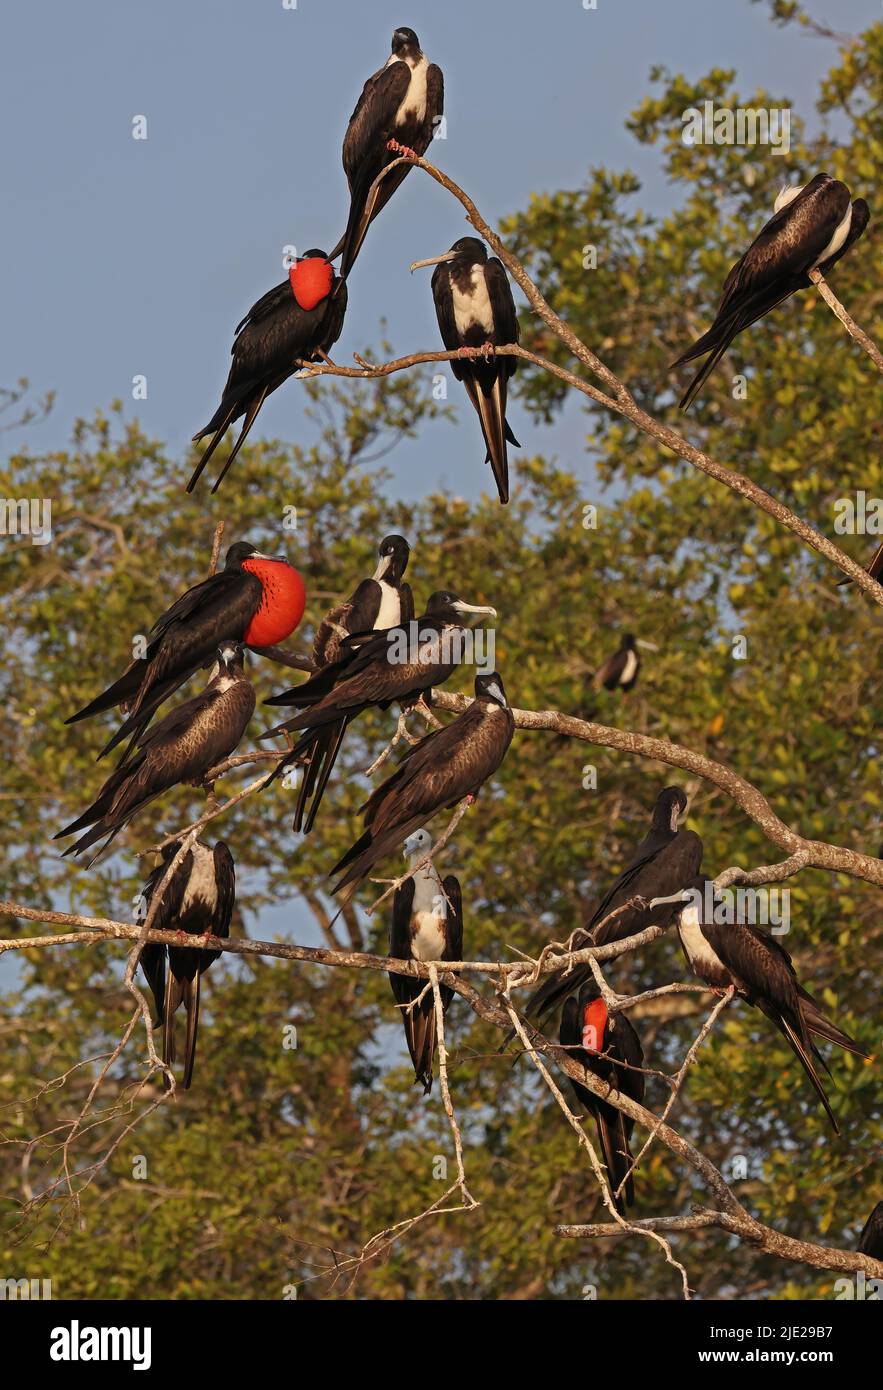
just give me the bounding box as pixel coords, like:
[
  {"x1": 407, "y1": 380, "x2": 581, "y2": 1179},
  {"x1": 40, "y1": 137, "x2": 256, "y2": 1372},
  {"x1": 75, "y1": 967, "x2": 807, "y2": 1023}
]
[
  {"x1": 66, "y1": 542, "x2": 304, "y2": 760},
  {"x1": 389, "y1": 827, "x2": 463, "y2": 1094},
  {"x1": 330, "y1": 27, "x2": 443, "y2": 279},
  {"x1": 263, "y1": 591, "x2": 497, "y2": 833},
  {"x1": 312, "y1": 534, "x2": 413, "y2": 670},
  {"x1": 857, "y1": 1200, "x2": 883, "y2": 1260},
  {"x1": 140, "y1": 839, "x2": 235, "y2": 1090},
  {"x1": 56, "y1": 644, "x2": 255, "y2": 864},
  {"x1": 593, "y1": 633, "x2": 647, "y2": 692},
  {"x1": 560, "y1": 982, "x2": 645, "y2": 1215},
  {"x1": 674, "y1": 876, "x2": 865, "y2": 1134},
  {"x1": 672, "y1": 172, "x2": 869, "y2": 410},
  {"x1": 525, "y1": 787, "x2": 702, "y2": 1024},
  {"x1": 188, "y1": 251, "x2": 347, "y2": 492},
  {"x1": 411, "y1": 236, "x2": 520, "y2": 504},
  {"x1": 330, "y1": 671, "x2": 514, "y2": 900}
]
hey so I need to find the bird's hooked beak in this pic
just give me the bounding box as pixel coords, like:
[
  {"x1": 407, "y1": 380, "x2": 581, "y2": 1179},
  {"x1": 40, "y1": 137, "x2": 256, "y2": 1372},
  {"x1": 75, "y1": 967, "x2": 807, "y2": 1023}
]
[
  {"x1": 402, "y1": 831, "x2": 427, "y2": 859},
  {"x1": 452, "y1": 600, "x2": 497, "y2": 618},
  {"x1": 635, "y1": 639, "x2": 659, "y2": 651},
  {"x1": 409, "y1": 250, "x2": 458, "y2": 274}
]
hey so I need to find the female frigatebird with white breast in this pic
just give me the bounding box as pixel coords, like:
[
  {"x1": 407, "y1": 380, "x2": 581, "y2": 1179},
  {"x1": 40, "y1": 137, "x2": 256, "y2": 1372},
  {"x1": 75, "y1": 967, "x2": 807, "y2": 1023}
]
[
  {"x1": 330, "y1": 671, "x2": 514, "y2": 902},
  {"x1": 593, "y1": 633, "x2": 652, "y2": 693},
  {"x1": 560, "y1": 982, "x2": 645, "y2": 1214},
  {"x1": 312, "y1": 534, "x2": 413, "y2": 670},
  {"x1": 389, "y1": 827, "x2": 463, "y2": 1094},
  {"x1": 857, "y1": 1201, "x2": 883, "y2": 1260},
  {"x1": 330, "y1": 27, "x2": 443, "y2": 280},
  {"x1": 525, "y1": 787, "x2": 702, "y2": 1025},
  {"x1": 673, "y1": 876, "x2": 865, "y2": 1134},
  {"x1": 411, "y1": 236, "x2": 520, "y2": 504},
  {"x1": 140, "y1": 839, "x2": 235, "y2": 1090},
  {"x1": 188, "y1": 250, "x2": 347, "y2": 492},
  {"x1": 263, "y1": 590, "x2": 497, "y2": 833},
  {"x1": 66, "y1": 542, "x2": 305, "y2": 761},
  {"x1": 56, "y1": 644, "x2": 255, "y2": 864},
  {"x1": 672, "y1": 172, "x2": 869, "y2": 410}
]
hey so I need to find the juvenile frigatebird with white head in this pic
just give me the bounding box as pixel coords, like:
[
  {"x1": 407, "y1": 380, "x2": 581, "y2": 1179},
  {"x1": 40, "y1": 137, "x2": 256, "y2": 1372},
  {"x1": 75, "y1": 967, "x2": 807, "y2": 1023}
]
[
  {"x1": 66, "y1": 542, "x2": 305, "y2": 760},
  {"x1": 330, "y1": 27, "x2": 444, "y2": 279},
  {"x1": 140, "y1": 838, "x2": 235, "y2": 1090},
  {"x1": 389, "y1": 827, "x2": 463, "y2": 1094},
  {"x1": 673, "y1": 875, "x2": 865, "y2": 1133},
  {"x1": 56, "y1": 644, "x2": 255, "y2": 864},
  {"x1": 672, "y1": 172, "x2": 869, "y2": 410},
  {"x1": 330, "y1": 671, "x2": 514, "y2": 901},
  {"x1": 263, "y1": 590, "x2": 497, "y2": 833},
  {"x1": 189, "y1": 250, "x2": 347, "y2": 491},
  {"x1": 411, "y1": 236, "x2": 520, "y2": 504}
]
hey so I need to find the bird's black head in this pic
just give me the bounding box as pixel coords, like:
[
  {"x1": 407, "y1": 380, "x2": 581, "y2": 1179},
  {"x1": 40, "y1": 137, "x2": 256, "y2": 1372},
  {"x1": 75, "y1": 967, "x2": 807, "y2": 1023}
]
[
  {"x1": 475, "y1": 671, "x2": 508, "y2": 707},
  {"x1": 449, "y1": 236, "x2": 488, "y2": 264},
  {"x1": 652, "y1": 785, "x2": 689, "y2": 834},
  {"x1": 376, "y1": 534, "x2": 411, "y2": 583},
  {"x1": 301, "y1": 248, "x2": 331, "y2": 262},
  {"x1": 216, "y1": 641, "x2": 246, "y2": 675},
  {"x1": 676, "y1": 876, "x2": 715, "y2": 925},
  {"x1": 424, "y1": 590, "x2": 497, "y2": 623},
  {"x1": 224, "y1": 541, "x2": 258, "y2": 569},
  {"x1": 392, "y1": 26, "x2": 421, "y2": 56},
  {"x1": 622, "y1": 633, "x2": 637, "y2": 649}
]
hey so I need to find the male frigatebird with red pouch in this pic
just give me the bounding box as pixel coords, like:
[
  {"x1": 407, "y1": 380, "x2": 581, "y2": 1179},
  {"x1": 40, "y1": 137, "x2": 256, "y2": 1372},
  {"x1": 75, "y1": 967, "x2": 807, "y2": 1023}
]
[
  {"x1": 66, "y1": 542, "x2": 305, "y2": 760},
  {"x1": 389, "y1": 827, "x2": 462, "y2": 1095},
  {"x1": 412, "y1": 236, "x2": 520, "y2": 504},
  {"x1": 673, "y1": 876, "x2": 865, "y2": 1133},
  {"x1": 140, "y1": 839, "x2": 235, "y2": 1090},
  {"x1": 330, "y1": 27, "x2": 443, "y2": 279},
  {"x1": 188, "y1": 250, "x2": 347, "y2": 492},
  {"x1": 560, "y1": 982, "x2": 645, "y2": 1214}
]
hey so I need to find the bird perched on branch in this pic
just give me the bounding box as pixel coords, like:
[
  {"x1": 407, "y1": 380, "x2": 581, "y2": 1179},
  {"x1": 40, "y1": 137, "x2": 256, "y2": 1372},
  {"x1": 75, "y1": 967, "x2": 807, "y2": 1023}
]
[
  {"x1": 55, "y1": 644, "x2": 255, "y2": 864},
  {"x1": 673, "y1": 876, "x2": 866, "y2": 1133},
  {"x1": 389, "y1": 827, "x2": 463, "y2": 1095},
  {"x1": 330, "y1": 27, "x2": 443, "y2": 279},
  {"x1": 560, "y1": 982, "x2": 645, "y2": 1215},
  {"x1": 139, "y1": 839, "x2": 235, "y2": 1091},
  {"x1": 671, "y1": 172, "x2": 869, "y2": 410},
  {"x1": 330, "y1": 671, "x2": 514, "y2": 901},
  {"x1": 411, "y1": 236, "x2": 520, "y2": 504},
  {"x1": 188, "y1": 251, "x2": 347, "y2": 492},
  {"x1": 66, "y1": 542, "x2": 304, "y2": 761},
  {"x1": 311, "y1": 534, "x2": 413, "y2": 670},
  {"x1": 593, "y1": 632, "x2": 657, "y2": 693}
]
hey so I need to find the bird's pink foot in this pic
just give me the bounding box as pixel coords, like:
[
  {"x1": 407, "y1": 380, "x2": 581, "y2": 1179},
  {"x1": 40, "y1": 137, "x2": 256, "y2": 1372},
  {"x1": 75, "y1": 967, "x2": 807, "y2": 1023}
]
[
  {"x1": 386, "y1": 139, "x2": 418, "y2": 159},
  {"x1": 480, "y1": 341, "x2": 496, "y2": 361}
]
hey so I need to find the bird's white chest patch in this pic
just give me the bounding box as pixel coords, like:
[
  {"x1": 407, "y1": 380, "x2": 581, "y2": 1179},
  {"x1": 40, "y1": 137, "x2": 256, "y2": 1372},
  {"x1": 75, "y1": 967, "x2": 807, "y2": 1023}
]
[
  {"x1": 678, "y1": 903, "x2": 723, "y2": 974},
  {"x1": 375, "y1": 579, "x2": 401, "y2": 630},
  {"x1": 410, "y1": 868, "x2": 447, "y2": 961},
  {"x1": 394, "y1": 55, "x2": 429, "y2": 125},
  {"x1": 452, "y1": 267, "x2": 495, "y2": 336},
  {"x1": 180, "y1": 845, "x2": 218, "y2": 915},
  {"x1": 620, "y1": 650, "x2": 638, "y2": 684},
  {"x1": 813, "y1": 203, "x2": 853, "y2": 268}
]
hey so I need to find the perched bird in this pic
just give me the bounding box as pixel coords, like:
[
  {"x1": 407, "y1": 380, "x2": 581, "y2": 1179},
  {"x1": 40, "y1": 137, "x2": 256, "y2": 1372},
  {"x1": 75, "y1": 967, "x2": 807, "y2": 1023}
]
[
  {"x1": 560, "y1": 982, "x2": 645, "y2": 1215},
  {"x1": 672, "y1": 172, "x2": 869, "y2": 410},
  {"x1": 857, "y1": 1201, "x2": 883, "y2": 1260},
  {"x1": 525, "y1": 786, "x2": 703, "y2": 1025},
  {"x1": 188, "y1": 251, "x2": 347, "y2": 492},
  {"x1": 330, "y1": 27, "x2": 443, "y2": 279},
  {"x1": 389, "y1": 827, "x2": 463, "y2": 1094},
  {"x1": 674, "y1": 876, "x2": 866, "y2": 1134},
  {"x1": 411, "y1": 236, "x2": 520, "y2": 504},
  {"x1": 55, "y1": 644, "x2": 255, "y2": 864},
  {"x1": 593, "y1": 633, "x2": 650, "y2": 693},
  {"x1": 330, "y1": 671, "x2": 514, "y2": 900},
  {"x1": 139, "y1": 839, "x2": 235, "y2": 1090},
  {"x1": 263, "y1": 590, "x2": 497, "y2": 833},
  {"x1": 66, "y1": 542, "x2": 305, "y2": 760},
  {"x1": 312, "y1": 534, "x2": 413, "y2": 670}
]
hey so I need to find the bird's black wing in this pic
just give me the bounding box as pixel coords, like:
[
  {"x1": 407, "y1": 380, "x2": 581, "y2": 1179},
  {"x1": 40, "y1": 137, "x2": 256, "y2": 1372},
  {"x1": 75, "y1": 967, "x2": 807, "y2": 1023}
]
[
  {"x1": 857, "y1": 1201, "x2": 883, "y2": 1260},
  {"x1": 399, "y1": 583, "x2": 415, "y2": 625},
  {"x1": 484, "y1": 258, "x2": 520, "y2": 379},
  {"x1": 234, "y1": 280, "x2": 293, "y2": 336},
  {"x1": 341, "y1": 61, "x2": 412, "y2": 185},
  {"x1": 431, "y1": 265, "x2": 462, "y2": 373},
  {"x1": 441, "y1": 874, "x2": 463, "y2": 1011},
  {"x1": 213, "y1": 842, "x2": 236, "y2": 940}
]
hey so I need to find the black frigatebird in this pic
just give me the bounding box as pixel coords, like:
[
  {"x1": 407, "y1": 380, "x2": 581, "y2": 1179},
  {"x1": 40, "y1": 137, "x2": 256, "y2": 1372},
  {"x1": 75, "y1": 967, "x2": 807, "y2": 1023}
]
[
  {"x1": 672, "y1": 173, "x2": 869, "y2": 410},
  {"x1": 593, "y1": 633, "x2": 657, "y2": 693},
  {"x1": 857, "y1": 1200, "x2": 883, "y2": 1260},
  {"x1": 389, "y1": 827, "x2": 463, "y2": 1094},
  {"x1": 560, "y1": 982, "x2": 645, "y2": 1214},
  {"x1": 674, "y1": 876, "x2": 866, "y2": 1134},
  {"x1": 330, "y1": 27, "x2": 443, "y2": 280},
  {"x1": 525, "y1": 787, "x2": 702, "y2": 1025},
  {"x1": 263, "y1": 590, "x2": 497, "y2": 833},
  {"x1": 330, "y1": 671, "x2": 514, "y2": 900},
  {"x1": 188, "y1": 251, "x2": 347, "y2": 492},
  {"x1": 56, "y1": 644, "x2": 255, "y2": 863},
  {"x1": 66, "y1": 542, "x2": 304, "y2": 760},
  {"x1": 312, "y1": 534, "x2": 414, "y2": 670},
  {"x1": 411, "y1": 236, "x2": 520, "y2": 504},
  {"x1": 140, "y1": 839, "x2": 235, "y2": 1090}
]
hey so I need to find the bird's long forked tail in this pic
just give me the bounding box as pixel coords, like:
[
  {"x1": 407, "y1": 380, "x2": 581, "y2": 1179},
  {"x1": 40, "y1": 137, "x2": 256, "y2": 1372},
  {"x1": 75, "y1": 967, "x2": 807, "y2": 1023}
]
[
  {"x1": 463, "y1": 372, "x2": 516, "y2": 505},
  {"x1": 187, "y1": 403, "x2": 238, "y2": 493},
  {"x1": 777, "y1": 1014, "x2": 841, "y2": 1134},
  {"x1": 403, "y1": 991, "x2": 437, "y2": 1095},
  {"x1": 584, "y1": 1095, "x2": 633, "y2": 1216},
  {"x1": 336, "y1": 160, "x2": 388, "y2": 281},
  {"x1": 163, "y1": 970, "x2": 202, "y2": 1091}
]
